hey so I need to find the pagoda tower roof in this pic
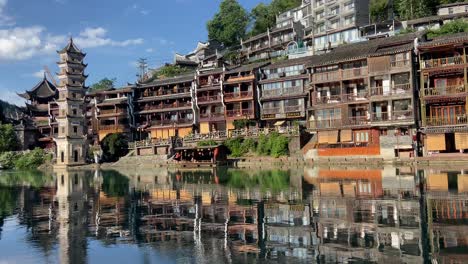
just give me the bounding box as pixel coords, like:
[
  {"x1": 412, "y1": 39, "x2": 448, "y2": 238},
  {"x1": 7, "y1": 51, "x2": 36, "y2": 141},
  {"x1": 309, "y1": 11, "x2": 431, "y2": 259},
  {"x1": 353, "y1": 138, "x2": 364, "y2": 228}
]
[
  {"x1": 57, "y1": 37, "x2": 86, "y2": 56},
  {"x1": 18, "y1": 75, "x2": 57, "y2": 100}
]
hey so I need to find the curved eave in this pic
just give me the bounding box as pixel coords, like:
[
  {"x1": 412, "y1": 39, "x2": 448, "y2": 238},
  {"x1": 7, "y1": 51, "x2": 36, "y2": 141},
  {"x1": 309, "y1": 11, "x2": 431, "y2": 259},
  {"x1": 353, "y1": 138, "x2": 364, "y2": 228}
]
[{"x1": 17, "y1": 92, "x2": 30, "y2": 100}]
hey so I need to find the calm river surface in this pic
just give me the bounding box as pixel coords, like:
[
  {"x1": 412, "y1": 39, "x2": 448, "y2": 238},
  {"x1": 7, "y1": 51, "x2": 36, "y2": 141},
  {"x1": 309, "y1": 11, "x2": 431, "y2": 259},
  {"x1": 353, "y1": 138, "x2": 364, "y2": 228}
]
[{"x1": 0, "y1": 166, "x2": 466, "y2": 263}]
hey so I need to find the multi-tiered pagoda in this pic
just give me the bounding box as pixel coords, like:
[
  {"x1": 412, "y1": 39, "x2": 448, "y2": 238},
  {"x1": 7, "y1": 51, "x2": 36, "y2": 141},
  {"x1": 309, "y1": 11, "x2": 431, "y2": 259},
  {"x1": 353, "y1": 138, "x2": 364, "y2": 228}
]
[{"x1": 54, "y1": 38, "x2": 88, "y2": 167}]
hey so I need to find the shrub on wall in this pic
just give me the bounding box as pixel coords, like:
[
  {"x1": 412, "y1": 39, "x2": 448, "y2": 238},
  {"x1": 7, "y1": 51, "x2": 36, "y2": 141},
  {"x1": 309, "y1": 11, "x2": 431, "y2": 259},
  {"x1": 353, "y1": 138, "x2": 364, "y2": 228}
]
[
  {"x1": 224, "y1": 133, "x2": 290, "y2": 158},
  {"x1": 14, "y1": 148, "x2": 50, "y2": 170}
]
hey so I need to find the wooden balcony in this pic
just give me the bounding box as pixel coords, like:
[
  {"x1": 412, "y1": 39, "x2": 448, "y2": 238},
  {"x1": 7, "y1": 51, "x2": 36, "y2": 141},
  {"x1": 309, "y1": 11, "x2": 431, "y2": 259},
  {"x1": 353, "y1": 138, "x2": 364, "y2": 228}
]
[
  {"x1": 313, "y1": 71, "x2": 340, "y2": 83},
  {"x1": 370, "y1": 83, "x2": 412, "y2": 97},
  {"x1": 197, "y1": 95, "x2": 222, "y2": 104},
  {"x1": 425, "y1": 116, "x2": 468, "y2": 127},
  {"x1": 99, "y1": 124, "x2": 127, "y2": 131},
  {"x1": 226, "y1": 108, "x2": 254, "y2": 118},
  {"x1": 284, "y1": 105, "x2": 304, "y2": 113},
  {"x1": 344, "y1": 116, "x2": 370, "y2": 126},
  {"x1": 314, "y1": 94, "x2": 342, "y2": 105},
  {"x1": 262, "y1": 86, "x2": 303, "y2": 99},
  {"x1": 199, "y1": 79, "x2": 221, "y2": 87},
  {"x1": 224, "y1": 91, "x2": 254, "y2": 101},
  {"x1": 421, "y1": 56, "x2": 466, "y2": 70},
  {"x1": 422, "y1": 85, "x2": 467, "y2": 97},
  {"x1": 341, "y1": 67, "x2": 368, "y2": 80},
  {"x1": 225, "y1": 75, "x2": 255, "y2": 84},
  {"x1": 370, "y1": 110, "x2": 414, "y2": 123},
  {"x1": 262, "y1": 107, "x2": 281, "y2": 115},
  {"x1": 308, "y1": 119, "x2": 342, "y2": 129},
  {"x1": 139, "y1": 102, "x2": 192, "y2": 113},
  {"x1": 341, "y1": 92, "x2": 369, "y2": 103},
  {"x1": 200, "y1": 112, "x2": 225, "y2": 121},
  {"x1": 150, "y1": 118, "x2": 193, "y2": 127},
  {"x1": 390, "y1": 59, "x2": 410, "y2": 70},
  {"x1": 98, "y1": 108, "x2": 126, "y2": 116}
]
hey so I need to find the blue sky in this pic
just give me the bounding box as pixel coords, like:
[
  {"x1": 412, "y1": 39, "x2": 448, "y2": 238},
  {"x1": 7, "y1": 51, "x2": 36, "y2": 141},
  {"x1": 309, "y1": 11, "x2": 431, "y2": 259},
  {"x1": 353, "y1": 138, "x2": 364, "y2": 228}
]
[{"x1": 0, "y1": 0, "x2": 266, "y2": 105}]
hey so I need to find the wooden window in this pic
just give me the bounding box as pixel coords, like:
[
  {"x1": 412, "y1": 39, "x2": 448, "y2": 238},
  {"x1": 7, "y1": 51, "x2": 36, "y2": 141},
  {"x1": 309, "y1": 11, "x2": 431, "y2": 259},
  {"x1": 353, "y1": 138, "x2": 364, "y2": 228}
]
[{"x1": 354, "y1": 131, "x2": 369, "y2": 142}]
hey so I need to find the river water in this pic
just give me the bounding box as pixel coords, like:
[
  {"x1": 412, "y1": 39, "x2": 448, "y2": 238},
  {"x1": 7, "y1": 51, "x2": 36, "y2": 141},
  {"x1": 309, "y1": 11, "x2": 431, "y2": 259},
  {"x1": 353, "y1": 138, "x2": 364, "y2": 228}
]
[{"x1": 0, "y1": 166, "x2": 466, "y2": 263}]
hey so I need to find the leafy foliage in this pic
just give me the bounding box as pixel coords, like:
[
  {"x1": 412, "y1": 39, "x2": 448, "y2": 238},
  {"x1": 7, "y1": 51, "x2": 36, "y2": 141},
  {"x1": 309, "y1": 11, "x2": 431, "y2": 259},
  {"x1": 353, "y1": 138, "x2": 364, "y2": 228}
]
[
  {"x1": 394, "y1": 0, "x2": 438, "y2": 20},
  {"x1": 0, "y1": 124, "x2": 18, "y2": 153},
  {"x1": 14, "y1": 148, "x2": 50, "y2": 170},
  {"x1": 250, "y1": 0, "x2": 302, "y2": 36},
  {"x1": 147, "y1": 65, "x2": 194, "y2": 83},
  {"x1": 223, "y1": 132, "x2": 290, "y2": 158},
  {"x1": 0, "y1": 152, "x2": 21, "y2": 170},
  {"x1": 101, "y1": 133, "x2": 129, "y2": 162},
  {"x1": 207, "y1": 0, "x2": 249, "y2": 47},
  {"x1": 370, "y1": 0, "x2": 390, "y2": 22},
  {"x1": 428, "y1": 19, "x2": 468, "y2": 38},
  {"x1": 233, "y1": 119, "x2": 256, "y2": 129},
  {"x1": 89, "y1": 78, "x2": 116, "y2": 92},
  {"x1": 197, "y1": 140, "x2": 218, "y2": 147}
]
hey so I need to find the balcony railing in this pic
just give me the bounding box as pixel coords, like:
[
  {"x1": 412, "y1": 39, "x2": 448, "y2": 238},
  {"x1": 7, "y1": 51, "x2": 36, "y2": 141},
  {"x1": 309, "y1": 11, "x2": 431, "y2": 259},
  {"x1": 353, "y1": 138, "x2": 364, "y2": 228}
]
[
  {"x1": 226, "y1": 109, "x2": 254, "y2": 118},
  {"x1": 284, "y1": 105, "x2": 304, "y2": 112},
  {"x1": 422, "y1": 85, "x2": 466, "y2": 97},
  {"x1": 421, "y1": 56, "x2": 466, "y2": 69},
  {"x1": 143, "y1": 88, "x2": 191, "y2": 98},
  {"x1": 262, "y1": 86, "x2": 303, "y2": 98},
  {"x1": 199, "y1": 79, "x2": 220, "y2": 87},
  {"x1": 426, "y1": 116, "x2": 468, "y2": 126},
  {"x1": 226, "y1": 75, "x2": 255, "y2": 83},
  {"x1": 224, "y1": 91, "x2": 253, "y2": 100},
  {"x1": 200, "y1": 112, "x2": 225, "y2": 119},
  {"x1": 140, "y1": 102, "x2": 192, "y2": 112},
  {"x1": 371, "y1": 110, "x2": 413, "y2": 122},
  {"x1": 313, "y1": 71, "x2": 340, "y2": 83},
  {"x1": 342, "y1": 92, "x2": 369, "y2": 102},
  {"x1": 342, "y1": 67, "x2": 368, "y2": 79},
  {"x1": 309, "y1": 119, "x2": 342, "y2": 129},
  {"x1": 129, "y1": 138, "x2": 172, "y2": 149},
  {"x1": 99, "y1": 109, "x2": 126, "y2": 115},
  {"x1": 370, "y1": 83, "x2": 411, "y2": 96},
  {"x1": 99, "y1": 124, "x2": 126, "y2": 131},
  {"x1": 262, "y1": 107, "x2": 281, "y2": 115},
  {"x1": 151, "y1": 118, "x2": 193, "y2": 126},
  {"x1": 198, "y1": 95, "x2": 222, "y2": 103},
  {"x1": 391, "y1": 60, "x2": 410, "y2": 69},
  {"x1": 344, "y1": 116, "x2": 370, "y2": 126},
  {"x1": 314, "y1": 94, "x2": 342, "y2": 105}
]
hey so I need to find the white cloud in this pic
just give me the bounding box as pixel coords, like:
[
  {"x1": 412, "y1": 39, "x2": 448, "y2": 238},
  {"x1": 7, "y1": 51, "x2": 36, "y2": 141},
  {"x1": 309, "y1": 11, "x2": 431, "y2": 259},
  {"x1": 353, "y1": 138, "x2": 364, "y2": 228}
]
[
  {"x1": 74, "y1": 27, "x2": 143, "y2": 48},
  {"x1": 140, "y1": 10, "x2": 150, "y2": 16},
  {"x1": 146, "y1": 48, "x2": 154, "y2": 53},
  {"x1": 0, "y1": 26, "x2": 64, "y2": 61},
  {"x1": 32, "y1": 70, "x2": 45, "y2": 78},
  {"x1": 3, "y1": 90, "x2": 25, "y2": 106},
  {"x1": 0, "y1": 0, "x2": 14, "y2": 26}
]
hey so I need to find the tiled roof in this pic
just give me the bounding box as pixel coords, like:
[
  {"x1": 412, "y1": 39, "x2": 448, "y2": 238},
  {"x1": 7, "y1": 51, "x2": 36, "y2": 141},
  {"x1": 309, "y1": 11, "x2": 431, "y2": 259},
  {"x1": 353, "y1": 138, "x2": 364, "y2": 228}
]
[
  {"x1": 306, "y1": 33, "x2": 420, "y2": 67},
  {"x1": 225, "y1": 61, "x2": 270, "y2": 74},
  {"x1": 58, "y1": 38, "x2": 84, "y2": 54},
  {"x1": 407, "y1": 12, "x2": 468, "y2": 25},
  {"x1": 198, "y1": 67, "x2": 224, "y2": 76},
  {"x1": 242, "y1": 32, "x2": 269, "y2": 44},
  {"x1": 138, "y1": 74, "x2": 195, "y2": 88},
  {"x1": 264, "y1": 55, "x2": 313, "y2": 69},
  {"x1": 19, "y1": 77, "x2": 57, "y2": 100},
  {"x1": 418, "y1": 32, "x2": 468, "y2": 50}
]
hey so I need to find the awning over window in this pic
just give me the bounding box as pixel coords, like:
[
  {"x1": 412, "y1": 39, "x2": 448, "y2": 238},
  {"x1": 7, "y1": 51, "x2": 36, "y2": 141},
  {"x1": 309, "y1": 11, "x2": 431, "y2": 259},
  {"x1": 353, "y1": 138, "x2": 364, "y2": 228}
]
[
  {"x1": 455, "y1": 132, "x2": 468, "y2": 150},
  {"x1": 274, "y1": 121, "x2": 285, "y2": 126},
  {"x1": 341, "y1": 129, "x2": 352, "y2": 142},
  {"x1": 426, "y1": 134, "x2": 446, "y2": 151}
]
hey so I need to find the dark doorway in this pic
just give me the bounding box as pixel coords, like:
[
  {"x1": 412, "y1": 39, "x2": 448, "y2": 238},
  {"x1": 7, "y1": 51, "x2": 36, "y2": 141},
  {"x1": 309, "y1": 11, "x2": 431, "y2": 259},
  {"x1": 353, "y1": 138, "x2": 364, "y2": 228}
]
[
  {"x1": 73, "y1": 150, "x2": 79, "y2": 163},
  {"x1": 445, "y1": 133, "x2": 456, "y2": 152},
  {"x1": 61, "y1": 151, "x2": 64, "y2": 163}
]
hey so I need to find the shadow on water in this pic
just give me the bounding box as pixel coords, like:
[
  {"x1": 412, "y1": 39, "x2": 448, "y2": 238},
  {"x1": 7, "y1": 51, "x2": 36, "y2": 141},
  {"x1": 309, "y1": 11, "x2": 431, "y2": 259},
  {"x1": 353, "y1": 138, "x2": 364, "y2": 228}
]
[{"x1": 0, "y1": 166, "x2": 467, "y2": 263}]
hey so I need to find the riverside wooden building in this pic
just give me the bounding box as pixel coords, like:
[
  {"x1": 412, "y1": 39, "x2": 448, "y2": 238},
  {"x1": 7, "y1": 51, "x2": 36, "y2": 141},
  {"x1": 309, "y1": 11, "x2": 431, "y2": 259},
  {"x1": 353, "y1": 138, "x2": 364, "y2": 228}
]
[
  {"x1": 19, "y1": 32, "x2": 468, "y2": 158},
  {"x1": 307, "y1": 33, "x2": 419, "y2": 158},
  {"x1": 419, "y1": 33, "x2": 468, "y2": 155}
]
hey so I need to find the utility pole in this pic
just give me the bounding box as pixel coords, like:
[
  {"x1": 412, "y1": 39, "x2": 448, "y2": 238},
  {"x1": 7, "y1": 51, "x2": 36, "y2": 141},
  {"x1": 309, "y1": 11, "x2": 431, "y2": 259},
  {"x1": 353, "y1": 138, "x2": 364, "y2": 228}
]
[{"x1": 137, "y1": 58, "x2": 148, "y2": 82}]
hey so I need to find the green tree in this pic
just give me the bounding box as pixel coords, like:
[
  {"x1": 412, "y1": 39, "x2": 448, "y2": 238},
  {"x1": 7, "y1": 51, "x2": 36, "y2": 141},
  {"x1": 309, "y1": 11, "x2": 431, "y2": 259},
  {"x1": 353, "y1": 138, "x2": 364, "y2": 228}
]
[
  {"x1": 428, "y1": 19, "x2": 468, "y2": 38},
  {"x1": 394, "y1": 0, "x2": 438, "y2": 20},
  {"x1": 370, "y1": 0, "x2": 390, "y2": 22},
  {"x1": 14, "y1": 148, "x2": 49, "y2": 170},
  {"x1": 0, "y1": 124, "x2": 18, "y2": 153},
  {"x1": 249, "y1": 0, "x2": 302, "y2": 36},
  {"x1": 101, "y1": 133, "x2": 128, "y2": 162},
  {"x1": 207, "y1": 0, "x2": 249, "y2": 47},
  {"x1": 89, "y1": 78, "x2": 116, "y2": 92}
]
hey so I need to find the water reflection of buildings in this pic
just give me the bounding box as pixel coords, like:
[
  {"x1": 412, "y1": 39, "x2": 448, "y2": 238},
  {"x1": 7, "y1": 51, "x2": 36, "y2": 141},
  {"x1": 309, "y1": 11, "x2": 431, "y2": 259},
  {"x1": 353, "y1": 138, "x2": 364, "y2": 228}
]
[
  {"x1": 4, "y1": 166, "x2": 468, "y2": 263},
  {"x1": 425, "y1": 169, "x2": 468, "y2": 264},
  {"x1": 305, "y1": 166, "x2": 422, "y2": 263}
]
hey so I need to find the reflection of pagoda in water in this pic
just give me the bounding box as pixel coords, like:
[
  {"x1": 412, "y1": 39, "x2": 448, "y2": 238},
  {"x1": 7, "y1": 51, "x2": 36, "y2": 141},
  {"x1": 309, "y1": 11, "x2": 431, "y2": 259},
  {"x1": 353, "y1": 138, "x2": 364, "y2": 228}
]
[
  {"x1": 425, "y1": 169, "x2": 468, "y2": 263},
  {"x1": 54, "y1": 169, "x2": 90, "y2": 264}
]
